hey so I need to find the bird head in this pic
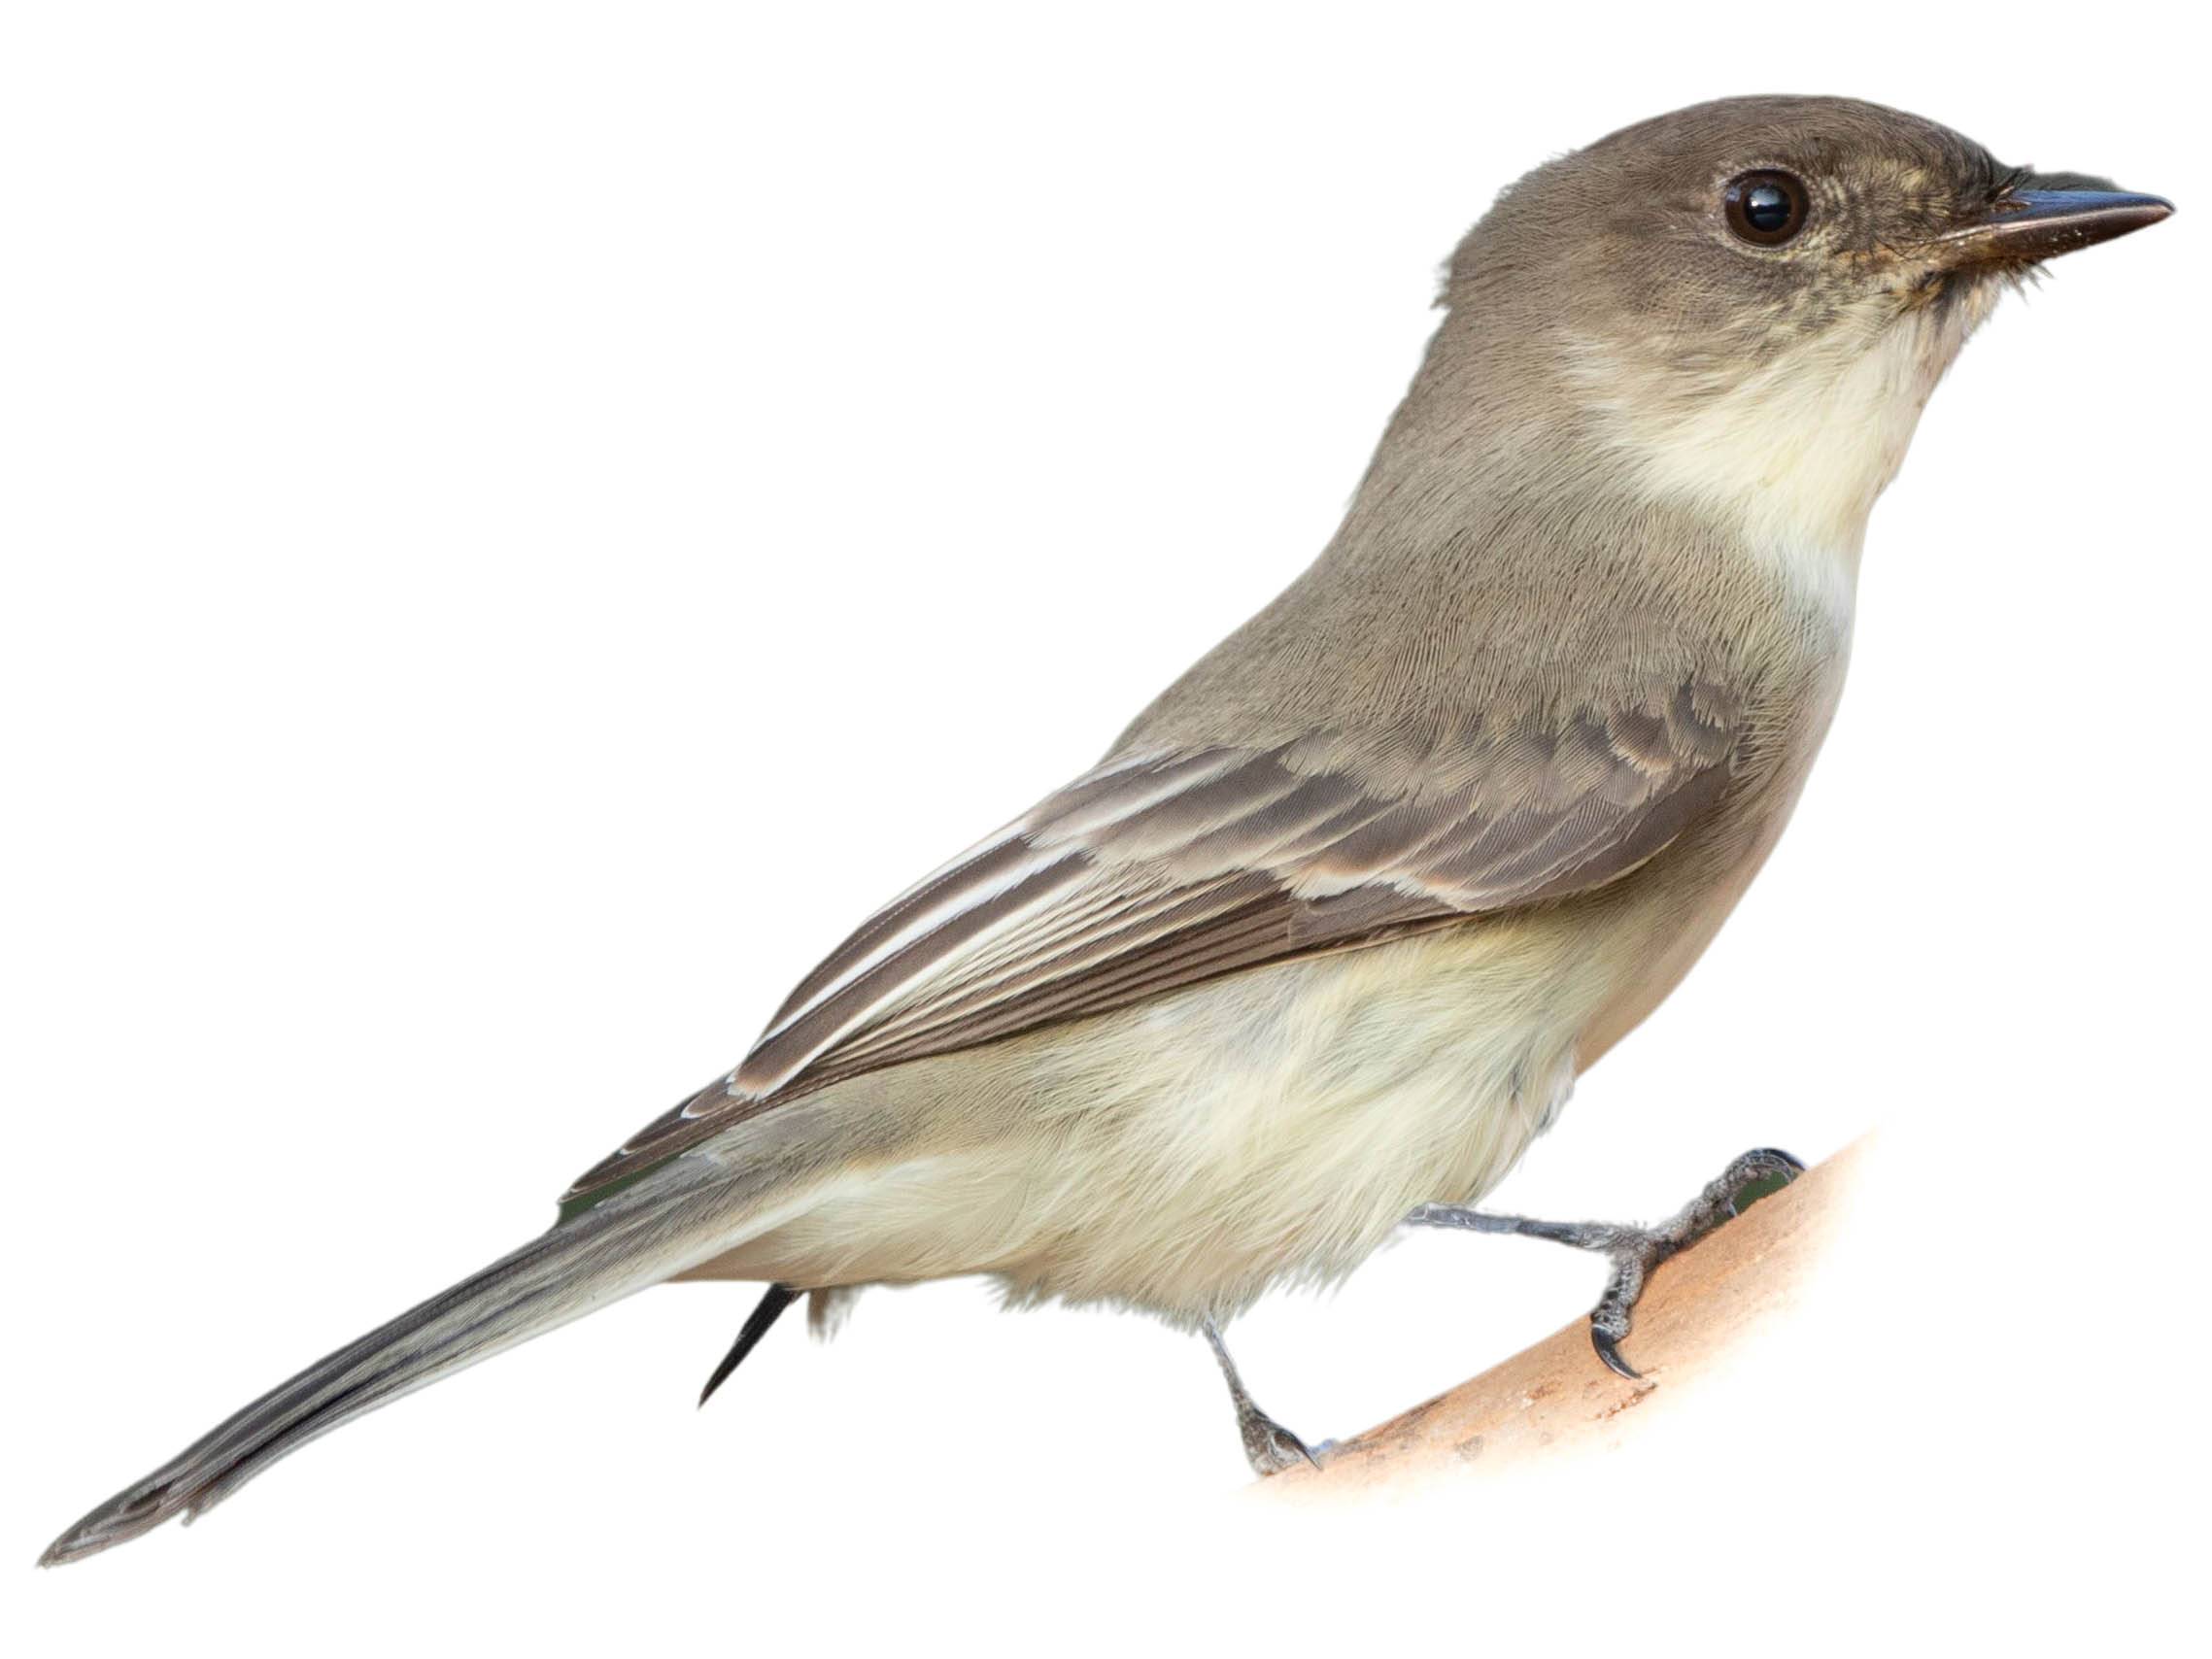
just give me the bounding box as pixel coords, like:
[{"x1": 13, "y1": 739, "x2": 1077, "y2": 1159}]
[{"x1": 1428, "y1": 96, "x2": 2171, "y2": 562}]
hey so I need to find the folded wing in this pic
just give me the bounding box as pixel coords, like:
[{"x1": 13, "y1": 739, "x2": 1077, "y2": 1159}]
[{"x1": 562, "y1": 684, "x2": 1736, "y2": 1210}]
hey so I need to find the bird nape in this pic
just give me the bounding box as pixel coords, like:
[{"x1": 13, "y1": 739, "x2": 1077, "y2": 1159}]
[{"x1": 42, "y1": 94, "x2": 2168, "y2": 1566}]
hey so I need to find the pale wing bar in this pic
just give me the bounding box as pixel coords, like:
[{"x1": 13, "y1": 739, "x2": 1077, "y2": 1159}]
[{"x1": 561, "y1": 691, "x2": 1734, "y2": 1209}]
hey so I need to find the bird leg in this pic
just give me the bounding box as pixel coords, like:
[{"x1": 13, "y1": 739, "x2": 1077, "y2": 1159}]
[
  {"x1": 1204, "y1": 1319, "x2": 1320, "y2": 1476},
  {"x1": 1405, "y1": 1147, "x2": 1804, "y2": 1380},
  {"x1": 698, "y1": 1282, "x2": 800, "y2": 1405}
]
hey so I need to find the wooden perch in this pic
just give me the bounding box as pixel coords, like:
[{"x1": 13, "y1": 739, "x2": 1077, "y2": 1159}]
[{"x1": 1265, "y1": 1140, "x2": 1863, "y2": 1495}]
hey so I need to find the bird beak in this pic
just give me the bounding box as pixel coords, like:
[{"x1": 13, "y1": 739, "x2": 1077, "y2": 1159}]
[{"x1": 1933, "y1": 186, "x2": 2173, "y2": 268}]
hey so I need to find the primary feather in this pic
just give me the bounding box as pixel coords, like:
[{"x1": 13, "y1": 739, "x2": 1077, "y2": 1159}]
[{"x1": 567, "y1": 694, "x2": 1736, "y2": 1206}]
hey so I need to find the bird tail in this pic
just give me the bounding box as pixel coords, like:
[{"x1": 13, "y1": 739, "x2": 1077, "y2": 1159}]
[{"x1": 40, "y1": 1164, "x2": 769, "y2": 1566}]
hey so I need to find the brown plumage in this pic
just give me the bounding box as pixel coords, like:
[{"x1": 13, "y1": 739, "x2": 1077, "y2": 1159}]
[
  {"x1": 575, "y1": 687, "x2": 1736, "y2": 1198},
  {"x1": 43, "y1": 95, "x2": 2169, "y2": 1564}
]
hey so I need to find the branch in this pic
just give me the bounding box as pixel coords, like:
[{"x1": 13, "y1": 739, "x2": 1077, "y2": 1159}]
[{"x1": 1265, "y1": 1140, "x2": 1864, "y2": 1494}]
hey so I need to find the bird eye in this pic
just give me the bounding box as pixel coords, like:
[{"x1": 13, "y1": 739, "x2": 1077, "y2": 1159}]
[{"x1": 1723, "y1": 170, "x2": 1809, "y2": 246}]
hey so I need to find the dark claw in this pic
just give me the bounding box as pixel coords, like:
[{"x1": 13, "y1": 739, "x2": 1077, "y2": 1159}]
[
  {"x1": 1722, "y1": 1148, "x2": 1805, "y2": 1218},
  {"x1": 1425, "y1": 1146, "x2": 1807, "y2": 1392},
  {"x1": 1591, "y1": 1326, "x2": 1643, "y2": 1381},
  {"x1": 1241, "y1": 1412, "x2": 1322, "y2": 1476}
]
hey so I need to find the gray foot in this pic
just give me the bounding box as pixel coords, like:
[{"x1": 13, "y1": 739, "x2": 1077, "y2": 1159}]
[
  {"x1": 1407, "y1": 1147, "x2": 1805, "y2": 1381},
  {"x1": 1204, "y1": 1320, "x2": 1320, "y2": 1476}
]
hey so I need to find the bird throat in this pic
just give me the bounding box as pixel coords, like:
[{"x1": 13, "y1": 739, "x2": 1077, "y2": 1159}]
[{"x1": 1566, "y1": 278, "x2": 2004, "y2": 626}]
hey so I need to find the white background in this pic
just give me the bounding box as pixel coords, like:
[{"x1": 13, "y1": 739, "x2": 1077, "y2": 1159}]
[{"x1": 4, "y1": 3, "x2": 2203, "y2": 1652}]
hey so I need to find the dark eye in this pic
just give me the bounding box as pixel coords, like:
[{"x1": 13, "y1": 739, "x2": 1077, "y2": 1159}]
[{"x1": 1723, "y1": 170, "x2": 1809, "y2": 246}]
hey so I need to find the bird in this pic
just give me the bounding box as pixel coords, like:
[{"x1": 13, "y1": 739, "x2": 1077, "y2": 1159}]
[{"x1": 41, "y1": 94, "x2": 2170, "y2": 1564}]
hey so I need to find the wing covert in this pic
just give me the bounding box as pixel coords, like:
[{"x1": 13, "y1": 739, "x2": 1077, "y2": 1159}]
[{"x1": 561, "y1": 683, "x2": 1735, "y2": 1208}]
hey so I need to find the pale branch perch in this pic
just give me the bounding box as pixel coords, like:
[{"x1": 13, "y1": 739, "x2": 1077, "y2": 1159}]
[{"x1": 1264, "y1": 1140, "x2": 1864, "y2": 1494}]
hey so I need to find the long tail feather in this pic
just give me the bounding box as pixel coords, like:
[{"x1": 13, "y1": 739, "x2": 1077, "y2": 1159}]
[{"x1": 41, "y1": 1168, "x2": 760, "y2": 1566}]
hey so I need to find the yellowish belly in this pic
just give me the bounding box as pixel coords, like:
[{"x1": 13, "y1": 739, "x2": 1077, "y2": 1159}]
[{"x1": 689, "y1": 904, "x2": 1625, "y2": 1322}]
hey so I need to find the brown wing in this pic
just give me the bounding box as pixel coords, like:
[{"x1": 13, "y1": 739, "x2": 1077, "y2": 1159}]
[{"x1": 561, "y1": 685, "x2": 1735, "y2": 1209}]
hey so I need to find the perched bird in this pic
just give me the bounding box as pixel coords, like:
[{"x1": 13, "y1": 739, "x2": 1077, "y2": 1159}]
[{"x1": 43, "y1": 94, "x2": 2169, "y2": 1563}]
